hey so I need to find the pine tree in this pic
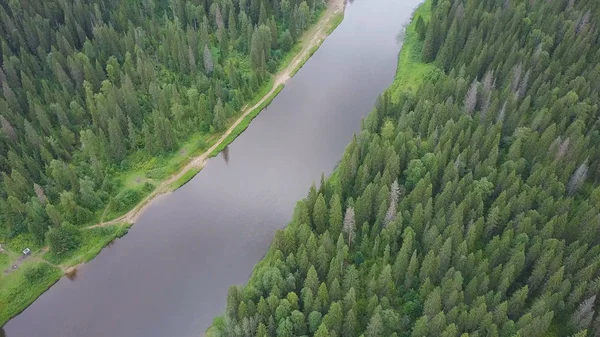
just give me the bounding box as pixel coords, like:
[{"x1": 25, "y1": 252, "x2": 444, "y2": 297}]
[
  {"x1": 305, "y1": 265, "x2": 319, "y2": 294},
  {"x1": 107, "y1": 118, "x2": 126, "y2": 163},
  {"x1": 343, "y1": 207, "x2": 356, "y2": 248},
  {"x1": 203, "y1": 44, "x2": 214, "y2": 74},
  {"x1": 366, "y1": 312, "x2": 384, "y2": 337},
  {"x1": 329, "y1": 194, "x2": 343, "y2": 237},
  {"x1": 309, "y1": 311, "x2": 323, "y2": 333},
  {"x1": 314, "y1": 322, "x2": 330, "y2": 337},
  {"x1": 313, "y1": 193, "x2": 328, "y2": 233},
  {"x1": 571, "y1": 296, "x2": 596, "y2": 331},
  {"x1": 464, "y1": 79, "x2": 479, "y2": 115},
  {"x1": 568, "y1": 161, "x2": 589, "y2": 196},
  {"x1": 384, "y1": 179, "x2": 399, "y2": 226},
  {"x1": 416, "y1": 16, "x2": 427, "y2": 41},
  {"x1": 213, "y1": 99, "x2": 227, "y2": 131}
]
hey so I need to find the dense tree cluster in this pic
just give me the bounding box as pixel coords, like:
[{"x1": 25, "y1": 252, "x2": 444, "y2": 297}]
[
  {"x1": 0, "y1": 0, "x2": 324, "y2": 247},
  {"x1": 212, "y1": 0, "x2": 600, "y2": 336}
]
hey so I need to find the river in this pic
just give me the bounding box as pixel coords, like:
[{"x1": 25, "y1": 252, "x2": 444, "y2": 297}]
[{"x1": 3, "y1": 0, "x2": 421, "y2": 335}]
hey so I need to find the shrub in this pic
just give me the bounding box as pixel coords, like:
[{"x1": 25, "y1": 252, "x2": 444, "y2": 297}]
[
  {"x1": 45, "y1": 223, "x2": 82, "y2": 255},
  {"x1": 24, "y1": 264, "x2": 51, "y2": 284}
]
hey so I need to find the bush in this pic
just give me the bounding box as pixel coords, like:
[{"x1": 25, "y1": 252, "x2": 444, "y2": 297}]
[
  {"x1": 112, "y1": 188, "x2": 142, "y2": 213},
  {"x1": 354, "y1": 251, "x2": 364, "y2": 265},
  {"x1": 45, "y1": 223, "x2": 82, "y2": 255},
  {"x1": 142, "y1": 182, "x2": 154, "y2": 193},
  {"x1": 24, "y1": 264, "x2": 51, "y2": 284},
  {"x1": 0, "y1": 252, "x2": 9, "y2": 268},
  {"x1": 115, "y1": 226, "x2": 129, "y2": 238},
  {"x1": 281, "y1": 30, "x2": 293, "y2": 52},
  {"x1": 145, "y1": 167, "x2": 168, "y2": 180}
]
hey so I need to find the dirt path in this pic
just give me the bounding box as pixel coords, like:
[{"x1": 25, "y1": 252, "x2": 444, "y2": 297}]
[{"x1": 92, "y1": 0, "x2": 346, "y2": 228}]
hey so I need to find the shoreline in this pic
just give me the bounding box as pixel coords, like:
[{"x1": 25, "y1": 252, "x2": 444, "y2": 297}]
[{"x1": 0, "y1": 0, "x2": 346, "y2": 328}]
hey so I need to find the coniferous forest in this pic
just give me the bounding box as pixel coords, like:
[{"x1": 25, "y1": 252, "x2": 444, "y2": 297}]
[
  {"x1": 210, "y1": 0, "x2": 600, "y2": 336},
  {"x1": 0, "y1": 0, "x2": 323, "y2": 248}
]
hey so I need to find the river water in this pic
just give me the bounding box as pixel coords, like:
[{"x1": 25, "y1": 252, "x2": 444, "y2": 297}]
[{"x1": 4, "y1": 0, "x2": 421, "y2": 335}]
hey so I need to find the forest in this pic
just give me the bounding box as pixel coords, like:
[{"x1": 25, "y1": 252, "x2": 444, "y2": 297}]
[
  {"x1": 209, "y1": 0, "x2": 600, "y2": 336},
  {"x1": 0, "y1": 0, "x2": 324, "y2": 252}
]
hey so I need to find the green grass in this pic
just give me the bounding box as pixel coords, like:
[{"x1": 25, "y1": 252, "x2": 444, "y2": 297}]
[
  {"x1": 115, "y1": 133, "x2": 212, "y2": 191},
  {"x1": 170, "y1": 167, "x2": 202, "y2": 191},
  {"x1": 289, "y1": 11, "x2": 345, "y2": 77},
  {"x1": 4, "y1": 233, "x2": 42, "y2": 253},
  {"x1": 0, "y1": 223, "x2": 132, "y2": 326},
  {"x1": 0, "y1": 251, "x2": 10, "y2": 271},
  {"x1": 43, "y1": 224, "x2": 128, "y2": 266},
  {"x1": 104, "y1": 183, "x2": 156, "y2": 221},
  {"x1": 289, "y1": 43, "x2": 322, "y2": 77},
  {"x1": 209, "y1": 84, "x2": 286, "y2": 158},
  {"x1": 277, "y1": 44, "x2": 303, "y2": 73},
  {"x1": 327, "y1": 12, "x2": 345, "y2": 35},
  {"x1": 0, "y1": 261, "x2": 62, "y2": 326},
  {"x1": 388, "y1": 0, "x2": 439, "y2": 101},
  {"x1": 243, "y1": 77, "x2": 275, "y2": 111}
]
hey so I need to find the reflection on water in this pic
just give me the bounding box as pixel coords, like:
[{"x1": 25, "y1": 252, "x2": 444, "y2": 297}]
[
  {"x1": 1, "y1": 327, "x2": 6, "y2": 337},
  {"x1": 221, "y1": 146, "x2": 229, "y2": 165},
  {"x1": 65, "y1": 268, "x2": 78, "y2": 281},
  {"x1": 396, "y1": 27, "x2": 406, "y2": 44}
]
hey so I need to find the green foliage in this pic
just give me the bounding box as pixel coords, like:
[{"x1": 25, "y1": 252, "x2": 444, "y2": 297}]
[
  {"x1": 104, "y1": 182, "x2": 155, "y2": 220},
  {"x1": 209, "y1": 84, "x2": 285, "y2": 158},
  {"x1": 0, "y1": 252, "x2": 9, "y2": 271},
  {"x1": 388, "y1": 1, "x2": 438, "y2": 98},
  {"x1": 44, "y1": 224, "x2": 126, "y2": 265},
  {"x1": 4, "y1": 234, "x2": 42, "y2": 253},
  {"x1": 22, "y1": 264, "x2": 54, "y2": 286},
  {"x1": 327, "y1": 13, "x2": 345, "y2": 35},
  {"x1": 45, "y1": 223, "x2": 82, "y2": 255}
]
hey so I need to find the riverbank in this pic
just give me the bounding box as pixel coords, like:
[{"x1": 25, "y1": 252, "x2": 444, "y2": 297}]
[
  {"x1": 0, "y1": 224, "x2": 131, "y2": 326},
  {"x1": 205, "y1": 1, "x2": 435, "y2": 335},
  {"x1": 0, "y1": 0, "x2": 345, "y2": 327}
]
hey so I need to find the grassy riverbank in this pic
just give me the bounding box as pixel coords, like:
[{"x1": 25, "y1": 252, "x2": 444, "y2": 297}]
[
  {"x1": 0, "y1": 262, "x2": 63, "y2": 326},
  {"x1": 0, "y1": 222, "x2": 131, "y2": 326},
  {"x1": 43, "y1": 224, "x2": 131, "y2": 266},
  {"x1": 209, "y1": 84, "x2": 285, "y2": 158},
  {"x1": 388, "y1": 0, "x2": 438, "y2": 99},
  {"x1": 289, "y1": 11, "x2": 345, "y2": 77},
  {"x1": 170, "y1": 167, "x2": 202, "y2": 191},
  {"x1": 205, "y1": 2, "x2": 435, "y2": 335}
]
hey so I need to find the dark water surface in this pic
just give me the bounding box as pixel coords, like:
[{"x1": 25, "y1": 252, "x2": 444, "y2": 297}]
[{"x1": 5, "y1": 0, "x2": 421, "y2": 335}]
